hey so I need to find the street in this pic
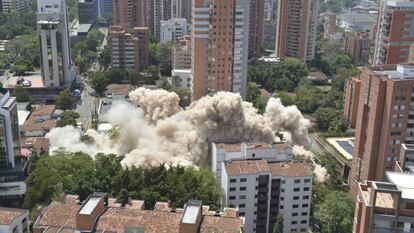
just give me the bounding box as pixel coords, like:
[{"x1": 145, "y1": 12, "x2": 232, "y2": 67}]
[{"x1": 75, "y1": 83, "x2": 96, "y2": 129}]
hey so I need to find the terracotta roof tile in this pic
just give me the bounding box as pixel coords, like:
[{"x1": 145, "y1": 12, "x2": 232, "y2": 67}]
[
  {"x1": 200, "y1": 215, "x2": 243, "y2": 233},
  {"x1": 36, "y1": 203, "x2": 81, "y2": 228},
  {"x1": 269, "y1": 162, "x2": 312, "y2": 177},
  {"x1": 0, "y1": 208, "x2": 27, "y2": 225},
  {"x1": 216, "y1": 143, "x2": 241, "y2": 152},
  {"x1": 225, "y1": 160, "x2": 311, "y2": 177}
]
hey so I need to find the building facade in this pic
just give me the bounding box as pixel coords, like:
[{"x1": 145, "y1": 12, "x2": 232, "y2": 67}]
[
  {"x1": 33, "y1": 193, "x2": 245, "y2": 233},
  {"x1": 0, "y1": 208, "x2": 29, "y2": 233},
  {"x1": 160, "y1": 18, "x2": 188, "y2": 42},
  {"x1": 353, "y1": 171, "x2": 414, "y2": 233},
  {"x1": 37, "y1": 0, "x2": 73, "y2": 88},
  {"x1": 0, "y1": 89, "x2": 27, "y2": 206},
  {"x1": 78, "y1": 0, "x2": 98, "y2": 24},
  {"x1": 275, "y1": 0, "x2": 318, "y2": 62},
  {"x1": 97, "y1": 0, "x2": 112, "y2": 16},
  {"x1": 373, "y1": 0, "x2": 414, "y2": 65},
  {"x1": 222, "y1": 160, "x2": 312, "y2": 233},
  {"x1": 173, "y1": 36, "x2": 191, "y2": 70},
  {"x1": 191, "y1": 0, "x2": 250, "y2": 100},
  {"x1": 348, "y1": 64, "x2": 414, "y2": 195},
  {"x1": 171, "y1": 0, "x2": 191, "y2": 23},
  {"x1": 113, "y1": 0, "x2": 148, "y2": 29},
  {"x1": 1, "y1": 0, "x2": 28, "y2": 13},
  {"x1": 323, "y1": 11, "x2": 337, "y2": 39},
  {"x1": 248, "y1": 0, "x2": 264, "y2": 58},
  {"x1": 344, "y1": 32, "x2": 370, "y2": 64},
  {"x1": 343, "y1": 76, "x2": 362, "y2": 129},
  {"x1": 108, "y1": 26, "x2": 149, "y2": 71},
  {"x1": 399, "y1": 143, "x2": 414, "y2": 172}
]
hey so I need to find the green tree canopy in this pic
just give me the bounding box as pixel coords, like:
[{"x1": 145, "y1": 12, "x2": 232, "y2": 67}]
[
  {"x1": 57, "y1": 110, "x2": 80, "y2": 127},
  {"x1": 54, "y1": 90, "x2": 76, "y2": 110},
  {"x1": 314, "y1": 191, "x2": 354, "y2": 233},
  {"x1": 12, "y1": 86, "x2": 30, "y2": 102}
]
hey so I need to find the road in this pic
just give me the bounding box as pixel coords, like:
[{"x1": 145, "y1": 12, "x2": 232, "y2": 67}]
[{"x1": 75, "y1": 84, "x2": 96, "y2": 129}]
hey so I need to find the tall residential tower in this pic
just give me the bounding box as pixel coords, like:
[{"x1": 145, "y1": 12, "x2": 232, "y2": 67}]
[
  {"x1": 275, "y1": 0, "x2": 318, "y2": 62},
  {"x1": 191, "y1": 0, "x2": 250, "y2": 99},
  {"x1": 37, "y1": 0, "x2": 73, "y2": 87}
]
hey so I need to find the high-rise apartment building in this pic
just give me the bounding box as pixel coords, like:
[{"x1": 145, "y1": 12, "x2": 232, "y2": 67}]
[
  {"x1": 353, "y1": 171, "x2": 414, "y2": 233},
  {"x1": 171, "y1": 0, "x2": 191, "y2": 23},
  {"x1": 33, "y1": 193, "x2": 245, "y2": 233},
  {"x1": 323, "y1": 11, "x2": 337, "y2": 39},
  {"x1": 78, "y1": 0, "x2": 98, "y2": 24},
  {"x1": 373, "y1": 0, "x2": 414, "y2": 65},
  {"x1": 37, "y1": 0, "x2": 73, "y2": 88},
  {"x1": 97, "y1": 0, "x2": 112, "y2": 16},
  {"x1": 160, "y1": 18, "x2": 188, "y2": 42},
  {"x1": 191, "y1": 0, "x2": 250, "y2": 99},
  {"x1": 222, "y1": 160, "x2": 312, "y2": 233},
  {"x1": 113, "y1": 0, "x2": 147, "y2": 28},
  {"x1": 1, "y1": 0, "x2": 28, "y2": 13},
  {"x1": 147, "y1": 0, "x2": 173, "y2": 39},
  {"x1": 347, "y1": 64, "x2": 414, "y2": 195},
  {"x1": 344, "y1": 32, "x2": 370, "y2": 64},
  {"x1": 173, "y1": 36, "x2": 191, "y2": 70},
  {"x1": 0, "y1": 88, "x2": 27, "y2": 206},
  {"x1": 275, "y1": 0, "x2": 318, "y2": 62},
  {"x1": 248, "y1": 0, "x2": 264, "y2": 58},
  {"x1": 108, "y1": 26, "x2": 149, "y2": 71},
  {"x1": 343, "y1": 76, "x2": 362, "y2": 129}
]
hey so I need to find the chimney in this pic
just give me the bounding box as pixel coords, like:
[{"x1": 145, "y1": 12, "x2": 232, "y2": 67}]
[
  {"x1": 179, "y1": 200, "x2": 202, "y2": 233},
  {"x1": 76, "y1": 193, "x2": 107, "y2": 231}
]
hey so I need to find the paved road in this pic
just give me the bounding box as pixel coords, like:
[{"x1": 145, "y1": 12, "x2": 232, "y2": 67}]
[{"x1": 76, "y1": 84, "x2": 96, "y2": 129}]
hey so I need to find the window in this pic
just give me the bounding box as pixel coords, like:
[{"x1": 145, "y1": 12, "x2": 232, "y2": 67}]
[
  {"x1": 303, "y1": 195, "x2": 309, "y2": 200},
  {"x1": 293, "y1": 196, "x2": 299, "y2": 200},
  {"x1": 239, "y1": 204, "x2": 245, "y2": 208},
  {"x1": 304, "y1": 187, "x2": 310, "y2": 191},
  {"x1": 280, "y1": 205, "x2": 284, "y2": 209},
  {"x1": 240, "y1": 195, "x2": 246, "y2": 199},
  {"x1": 281, "y1": 180, "x2": 285, "y2": 184},
  {"x1": 229, "y1": 196, "x2": 236, "y2": 200},
  {"x1": 292, "y1": 212, "x2": 298, "y2": 216},
  {"x1": 293, "y1": 204, "x2": 299, "y2": 208},
  {"x1": 294, "y1": 179, "x2": 301, "y2": 183},
  {"x1": 294, "y1": 188, "x2": 300, "y2": 192},
  {"x1": 230, "y1": 187, "x2": 236, "y2": 191},
  {"x1": 304, "y1": 178, "x2": 311, "y2": 183},
  {"x1": 252, "y1": 153, "x2": 256, "y2": 158},
  {"x1": 240, "y1": 178, "x2": 247, "y2": 182},
  {"x1": 301, "y1": 212, "x2": 308, "y2": 216},
  {"x1": 302, "y1": 204, "x2": 309, "y2": 208},
  {"x1": 291, "y1": 220, "x2": 297, "y2": 224},
  {"x1": 230, "y1": 178, "x2": 236, "y2": 183},
  {"x1": 300, "y1": 228, "x2": 307, "y2": 232},
  {"x1": 301, "y1": 220, "x2": 307, "y2": 224},
  {"x1": 240, "y1": 187, "x2": 246, "y2": 191},
  {"x1": 280, "y1": 197, "x2": 284, "y2": 201},
  {"x1": 281, "y1": 188, "x2": 285, "y2": 192},
  {"x1": 239, "y1": 212, "x2": 245, "y2": 216}
]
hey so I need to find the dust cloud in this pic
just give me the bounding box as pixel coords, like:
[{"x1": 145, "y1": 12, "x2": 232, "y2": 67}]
[{"x1": 47, "y1": 88, "x2": 317, "y2": 174}]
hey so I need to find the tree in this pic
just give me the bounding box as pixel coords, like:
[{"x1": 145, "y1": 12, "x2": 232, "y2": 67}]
[
  {"x1": 117, "y1": 188, "x2": 129, "y2": 207},
  {"x1": 57, "y1": 110, "x2": 80, "y2": 127},
  {"x1": 148, "y1": 42, "x2": 159, "y2": 65},
  {"x1": 273, "y1": 214, "x2": 284, "y2": 233},
  {"x1": 54, "y1": 90, "x2": 76, "y2": 110},
  {"x1": 247, "y1": 82, "x2": 261, "y2": 102},
  {"x1": 314, "y1": 191, "x2": 354, "y2": 233},
  {"x1": 12, "y1": 86, "x2": 30, "y2": 102},
  {"x1": 275, "y1": 92, "x2": 295, "y2": 106},
  {"x1": 99, "y1": 47, "x2": 111, "y2": 68},
  {"x1": 145, "y1": 65, "x2": 160, "y2": 84},
  {"x1": 332, "y1": 67, "x2": 358, "y2": 91},
  {"x1": 158, "y1": 42, "x2": 173, "y2": 76},
  {"x1": 314, "y1": 107, "x2": 338, "y2": 131},
  {"x1": 89, "y1": 71, "x2": 109, "y2": 95},
  {"x1": 279, "y1": 57, "x2": 308, "y2": 85}
]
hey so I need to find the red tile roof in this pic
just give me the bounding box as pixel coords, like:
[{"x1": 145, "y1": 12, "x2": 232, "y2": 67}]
[{"x1": 0, "y1": 208, "x2": 27, "y2": 225}]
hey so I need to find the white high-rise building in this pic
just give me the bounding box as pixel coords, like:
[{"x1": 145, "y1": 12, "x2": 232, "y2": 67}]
[
  {"x1": 37, "y1": 0, "x2": 73, "y2": 87},
  {"x1": 222, "y1": 159, "x2": 312, "y2": 233},
  {"x1": 160, "y1": 18, "x2": 188, "y2": 42}
]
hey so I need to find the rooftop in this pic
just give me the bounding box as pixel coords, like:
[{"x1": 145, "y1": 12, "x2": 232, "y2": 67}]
[
  {"x1": 386, "y1": 172, "x2": 414, "y2": 200},
  {"x1": 34, "y1": 194, "x2": 244, "y2": 233},
  {"x1": 374, "y1": 64, "x2": 414, "y2": 80},
  {"x1": 224, "y1": 159, "x2": 311, "y2": 177},
  {"x1": 339, "y1": 13, "x2": 376, "y2": 24},
  {"x1": 216, "y1": 143, "x2": 241, "y2": 152},
  {"x1": 20, "y1": 105, "x2": 56, "y2": 133},
  {"x1": 0, "y1": 207, "x2": 28, "y2": 225}
]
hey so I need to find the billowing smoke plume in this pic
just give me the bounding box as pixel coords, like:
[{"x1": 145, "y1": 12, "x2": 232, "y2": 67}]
[
  {"x1": 292, "y1": 145, "x2": 328, "y2": 182},
  {"x1": 47, "y1": 89, "x2": 313, "y2": 169}
]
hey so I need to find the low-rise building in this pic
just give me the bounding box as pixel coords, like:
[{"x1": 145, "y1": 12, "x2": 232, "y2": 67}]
[
  {"x1": 399, "y1": 144, "x2": 414, "y2": 173},
  {"x1": 222, "y1": 159, "x2": 312, "y2": 233},
  {"x1": 108, "y1": 26, "x2": 149, "y2": 72},
  {"x1": 33, "y1": 193, "x2": 245, "y2": 233},
  {"x1": 171, "y1": 69, "x2": 192, "y2": 89},
  {"x1": 160, "y1": 18, "x2": 188, "y2": 42},
  {"x1": 338, "y1": 13, "x2": 376, "y2": 33},
  {"x1": 0, "y1": 208, "x2": 29, "y2": 233},
  {"x1": 353, "y1": 171, "x2": 414, "y2": 233},
  {"x1": 20, "y1": 105, "x2": 56, "y2": 137}
]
